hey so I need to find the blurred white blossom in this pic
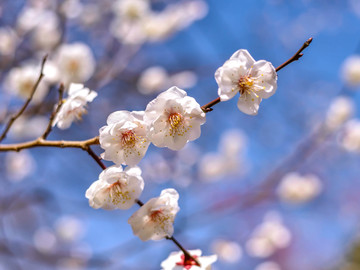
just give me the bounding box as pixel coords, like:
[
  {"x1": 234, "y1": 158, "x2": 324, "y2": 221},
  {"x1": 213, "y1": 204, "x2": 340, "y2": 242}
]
[
  {"x1": 341, "y1": 55, "x2": 360, "y2": 87},
  {"x1": 325, "y1": 96, "x2": 355, "y2": 130},
  {"x1": 340, "y1": 119, "x2": 360, "y2": 152},
  {"x1": 0, "y1": 27, "x2": 18, "y2": 56},
  {"x1": 9, "y1": 115, "x2": 48, "y2": 139},
  {"x1": 54, "y1": 43, "x2": 96, "y2": 84},
  {"x1": 246, "y1": 212, "x2": 291, "y2": 258},
  {"x1": 211, "y1": 239, "x2": 242, "y2": 263},
  {"x1": 53, "y1": 83, "x2": 97, "y2": 129},
  {"x1": 161, "y1": 249, "x2": 217, "y2": 270},
  {"x1": 99, "y1": 110, "x2": 150, "y2": 166},
  {"x1": 144, "y1": 86, "x2": 206, "y2": 150},
  {"x1": 255, "y1": 261, "x2": 281, "y2": 270},
  {"x1": 55, "y1": 216, "x2": 84, "y2": 243},
  {"x1": 277, "y1": 172, "x2": 322, "y2": 204},
  {"x1": 5, "y1": 64, "x2": 49, "y2": 103},
  {"x1": 215, "y1": 49, "x2": 277, "y2": 115},
  {"x1": 60, "y1": 0, "x2": 83, "y2": 19},
  {"x1": 5, "y1": 150, "x2": 35, "y2": 182},
  {"x1": 86, "y1": 166, "x2": 144, "y2": 210},
  {"x1": 137, "y1": 66, "x2": 170, "y2": 95},
  {"x1": 128, "y1": 188, "x2": 179, "y2": 241},
  {"x1": 33, "y1": 227, "x2": 57, "y2": 254}
]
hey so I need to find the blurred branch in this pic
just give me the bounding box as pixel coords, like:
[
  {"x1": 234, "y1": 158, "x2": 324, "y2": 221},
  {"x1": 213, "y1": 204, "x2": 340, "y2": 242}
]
[
  {"x1": 41, "y1": 83, "x2": 65, "y2": 140},
  {"x1": 0, "y1": 55, "x2": 48, "y2": 142},
  {"x1": 201, "y1": 37, "x2": 313, "y2": 112}
]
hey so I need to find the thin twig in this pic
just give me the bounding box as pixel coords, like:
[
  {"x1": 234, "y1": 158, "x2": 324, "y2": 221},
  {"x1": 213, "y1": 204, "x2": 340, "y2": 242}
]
[
  {"x1": 275, "y1": 37, "x2": 313, "y2": 72},
  {"x1": 0, "y1": 55, "x2": 48, "y2": 142},
  {"x1": 201, "y1": 38, "x2": 313, "y2": 113},
  {"x1": 86, "y1": 146, "x2": 107, "y2": 170},
  {"x1": 166, "y1": 236, "x2": 201, "y2": 267},
  {"x1": 0, "y1": 136, "x2": 99, "y2": 152},
  {"x1": 41, "y1": 84, "x2": 65, "y2": 139}
]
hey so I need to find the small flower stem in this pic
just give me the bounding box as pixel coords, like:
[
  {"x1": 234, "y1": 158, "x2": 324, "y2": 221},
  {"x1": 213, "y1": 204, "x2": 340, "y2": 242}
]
[
  {"x1": 201, "y1": 97, "x2": 221, "y2": 113},
  {"x1": 41, "y1": 83, "x2": 65, "y2": 140},
  {"x1": 0, "y1": 55, "x2": 48, "y2": 142},
  {"x1": 166, "y1": 236, "x2": 201, "y2": 267},
  {"x1": 275, "y1": 37, "x2": 313, "y2": 72},
  {"x1": 85, "y1": 146, "x2": 107, "y2": 170}
]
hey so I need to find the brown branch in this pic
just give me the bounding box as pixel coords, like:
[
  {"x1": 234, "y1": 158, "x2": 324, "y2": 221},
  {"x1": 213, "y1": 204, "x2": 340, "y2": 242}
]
[
  {"x1": 201, "y1": 37, "x2": 313, "y2": 113},
  {"x1": 41, "y1": 83, "x2": 65, "y2": 139},
  {"x1": 0, "y1": 136, "x2": 99, "y2": 152},
  {"x1": 86, "y1": 146, "x2": 107, "y2": 170},
  {"x1": 166, "y1": 236, "x2": 201, "y2": 267},
  {"x1": 0, "y1": 55, "x2": 48, "y2": 142},
  {"x1": 275, "y1": 37, "x2": 313, "y2": 72}
]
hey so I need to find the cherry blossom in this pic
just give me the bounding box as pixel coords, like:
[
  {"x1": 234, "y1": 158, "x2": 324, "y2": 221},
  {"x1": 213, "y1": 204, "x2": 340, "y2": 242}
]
[
  {"x1": 215, "y1": 49, "x2": 277, "y2": 115},
  {"x1": 277, "y1": 172, "x2": 322, "y2": 204},
  {"x1": 85, "y1": 165, "x2": 144, "y2": 210},
  {"x1": 99, "y1": 110, "x2": 150, "y2": 166},
  {"x1": 54, "y1": 42, "x2": 96, "y2": 84},
  {"x1": 128, "y1": 188, "x2": 180, "y2": 241},
  {"x1": 144, "y1": 86, "x2": 206, "y2": 150},
  {"x1": 161, "y1": 249, "x2": 217, "y2": 270},
  {"x1": 53, "y1": 83, "x2": 97, "y2": 129}
]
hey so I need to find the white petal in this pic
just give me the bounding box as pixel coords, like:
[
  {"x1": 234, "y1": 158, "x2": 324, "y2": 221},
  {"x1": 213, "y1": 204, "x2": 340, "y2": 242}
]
[
  {"x1": 237, "y1": 92, "x2": 262, "y2": 115},
  {"x1": 230, "y1": 49, "x2": 256, "y2": 67}
]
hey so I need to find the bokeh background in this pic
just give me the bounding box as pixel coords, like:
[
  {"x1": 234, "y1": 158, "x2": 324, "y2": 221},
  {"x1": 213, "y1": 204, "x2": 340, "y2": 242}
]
[{"x1": 1, "y1": 0, "x2": 360, "y2": 269}]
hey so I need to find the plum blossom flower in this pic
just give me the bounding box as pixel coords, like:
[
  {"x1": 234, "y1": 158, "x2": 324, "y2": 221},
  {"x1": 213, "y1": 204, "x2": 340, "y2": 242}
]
[
  {"x1": 144, "y1": 86, "x2": 206, "y2": 150},
  {"x1": 341, "y1": 55, "x2": 360, "y2": 87},
  {"x1": 340, "y1": 119, "x2": 360, "y2": 152},
  {"x1": 86, "y1": 165, "x2": 144, "y2": 210},
  {"x1": 128, "y1": 188, "x2": 180, "y2": 241},
  {"x1": 53, "y1": 83, "x2": 97, "y2": 129},
  {"x1": 215, "y1": 49, "x2": 277, "y2": 115},
  {"x1": 99, "y1": 111, "x2": 150, "y2": 166},
  {"x1": 161, "y1": 249, "x2": 217, "y2": 270},
  {"x1": 325, "y1": 96, "x2": 355, "y2": 131},
  {"x1": 54, "y1": 42, "x2": 95, "y2": 85},
  {"x1": 277, "y1": 172, "x2": 322, "y2": 204}
]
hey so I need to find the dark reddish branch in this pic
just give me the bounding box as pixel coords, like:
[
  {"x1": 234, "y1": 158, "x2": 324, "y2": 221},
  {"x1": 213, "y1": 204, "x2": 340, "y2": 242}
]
[
  {"x1": 275, "y1": 37, "x2": 313, "y2": 72},
  {"x1": 86, "y1": 146, "x2": 107, "y2": 170},
  {"x1": 41, "y1": 83, "x2": 65, "y2": 140},
  {"x1": 201, "y1": 37, "x2": 313, "y2": 113},
  {"x1": 0, "y1": 55, "x2": 48, "y2": 142}
]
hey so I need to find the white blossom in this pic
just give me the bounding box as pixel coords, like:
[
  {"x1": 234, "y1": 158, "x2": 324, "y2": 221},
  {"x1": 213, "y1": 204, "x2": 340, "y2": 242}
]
[
  {"x1": 128, "y1": 188, "x2": 180, "y2": 241},
  {"x1": 255, "y1": 261, "x2": 281, "y2": 270},
  {"x1": 54, "y1": 43, "x2": 96, "y2": 85},
  {"x1": 4, "y1": 64, "x2": 49, "y2": 103},
  {"x1": 0, "y1": 27, "x2": 18, "y2": 56},
  {"x1": 325, "y1": 96, "x2": 355, "y2": 130},
  {"x1": 161, "y1": 249, "x2": 217, "y2": 270},
  {"x1": 246, "y1": 212, "x2": 291, "y2": 258},
  {"x1": 277, "y1": 172, "x2": 322, "y2": 204},
  {"x1": 137, "y1": 66, "x2": 170, "y2": 95},
  {"x1": 113, "y1": 0, "x2": 150, "y2": 20},
  {"x1": 211, "y1": 239, "x2": 242, "y2": 263},
  {"x1": 215, "y1": 49, "x2": 277, "y2": 115},
  {"x1": 85, "y1": 165, "x2": 144, "y2": 210},
  {"x1": 5, "y1": 150, "x2": 35, "y2": 182},
  {"x1": 144, "y1": 86, "x2": 206, "y2": 150},
  {"x1": 53, "y1": 83, "x2": 97, "y2": 129},
  {"x1": 341, "y1": 119, "x2": 360, "y2": 152},
  {"x1": 341, "y1": 55, "x2": 360, "y2": 87},
  {"x1": 99, "y1": 110, "x2": 150, "y2": 166}
]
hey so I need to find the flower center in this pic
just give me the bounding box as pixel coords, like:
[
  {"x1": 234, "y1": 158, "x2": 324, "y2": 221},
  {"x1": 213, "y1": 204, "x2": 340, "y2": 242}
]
[
  {"x1": 121, "y1": 130, "x2": 136, "y2": 147},
  {"x1": 176, "y1": 254, "x2": 199, "y2": 269},
  {"x1": 108, "y1": 182, "x2": 131, "y2": 204},
  {"x1": 238, "y1": 76, "x2": 254, "y2": 95},
  {"x1": 168, "y1": 113, "x2": 182, "y2": 129}
]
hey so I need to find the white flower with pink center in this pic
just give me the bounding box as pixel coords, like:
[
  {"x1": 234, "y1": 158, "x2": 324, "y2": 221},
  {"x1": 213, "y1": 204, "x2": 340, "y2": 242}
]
[
  {"x1": 86, "y1": 165, "x2": 144, "y2": 210},
  {"x1": 144, "y1": 86, "x2": 206, "y2": 150},
  {"x1": 161, "y1": 249, "x2": 217, "y2": 270},
  {"x1": 53, "y1": 83, "x2": 97, "y2": 129},
  {"x1": 99, "y1": 110, "x2": 150, "y2": 166},
  {"x1": 128, "y1": 188, "x2": 180, "y2": 241},
  {"x1": 215, "y1": 49, "x2": 277, "y2": 115}
]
